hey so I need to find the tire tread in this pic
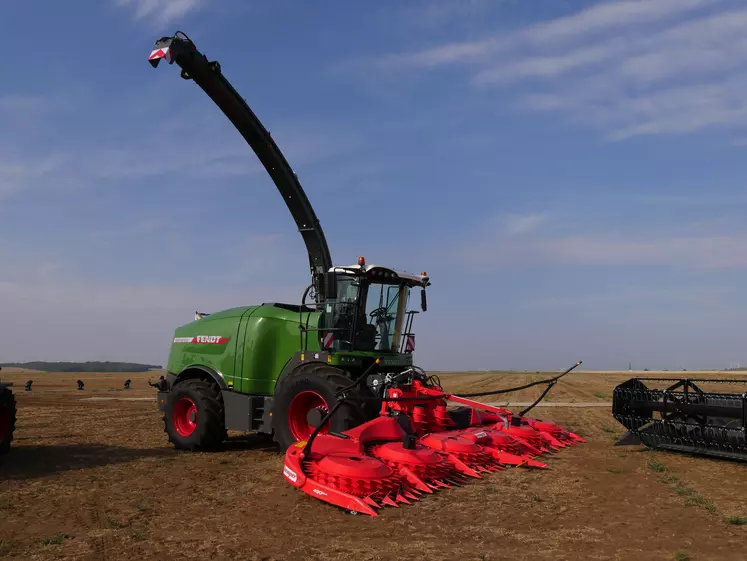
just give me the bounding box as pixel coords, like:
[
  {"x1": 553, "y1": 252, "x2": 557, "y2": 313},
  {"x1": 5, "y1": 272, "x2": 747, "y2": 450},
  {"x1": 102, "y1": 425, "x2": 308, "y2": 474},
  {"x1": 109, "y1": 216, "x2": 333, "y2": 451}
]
[
  {"x1": 163, "y1": 378, "x2": 226, "y2": 451},
  {"x1": 0, "y1": 387, "x2": 16, "y2": 456}
]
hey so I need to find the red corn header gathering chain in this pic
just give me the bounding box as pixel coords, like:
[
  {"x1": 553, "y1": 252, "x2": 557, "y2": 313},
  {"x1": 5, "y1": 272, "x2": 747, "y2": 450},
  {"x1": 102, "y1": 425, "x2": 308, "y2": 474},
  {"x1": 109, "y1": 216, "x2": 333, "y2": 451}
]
[{"x1": 283, "y1": 362, "x2": 585, "y2": 516}]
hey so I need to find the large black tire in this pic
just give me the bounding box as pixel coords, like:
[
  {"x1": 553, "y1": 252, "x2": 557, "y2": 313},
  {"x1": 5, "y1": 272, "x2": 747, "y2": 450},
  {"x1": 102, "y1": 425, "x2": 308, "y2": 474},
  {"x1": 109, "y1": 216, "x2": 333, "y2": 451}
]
[
  {"x1": 272, "y1": 364, "x2": 370, "y2": 450},
  {"x1": 163, "y1": 379, "x2": 226, "y2": 451},
  {"x1": 0, "y1": 386, "x2": 16, "y2": 456}
]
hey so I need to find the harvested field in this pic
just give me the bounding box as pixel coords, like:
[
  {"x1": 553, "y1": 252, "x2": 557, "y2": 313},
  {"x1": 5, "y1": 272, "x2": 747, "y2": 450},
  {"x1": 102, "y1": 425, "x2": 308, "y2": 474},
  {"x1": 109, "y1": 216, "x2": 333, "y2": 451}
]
[{"x1": 1, "y1": 369, "x2": 747, "y2": 560}]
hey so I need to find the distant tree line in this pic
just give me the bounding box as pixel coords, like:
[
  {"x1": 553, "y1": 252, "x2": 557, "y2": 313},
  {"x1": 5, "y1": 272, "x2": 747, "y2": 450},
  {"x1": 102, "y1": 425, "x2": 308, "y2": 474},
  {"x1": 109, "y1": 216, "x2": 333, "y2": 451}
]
[{"x1": 0, "y1": 361, "x2": 162, "y2": 372}]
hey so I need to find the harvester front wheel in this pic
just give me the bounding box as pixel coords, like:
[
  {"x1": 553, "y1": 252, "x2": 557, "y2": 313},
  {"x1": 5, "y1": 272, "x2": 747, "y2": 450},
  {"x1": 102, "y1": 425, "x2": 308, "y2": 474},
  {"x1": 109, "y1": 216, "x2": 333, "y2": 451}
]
[
  {"x1": 0, "y1": 387, "x2": 17, "y2": 456},
  {"x1": 272, "y1": 365, "x2": 366, "y2": 450},
  {"x1": 163, "y1": 379, "x2": 226, "y2": 451}
]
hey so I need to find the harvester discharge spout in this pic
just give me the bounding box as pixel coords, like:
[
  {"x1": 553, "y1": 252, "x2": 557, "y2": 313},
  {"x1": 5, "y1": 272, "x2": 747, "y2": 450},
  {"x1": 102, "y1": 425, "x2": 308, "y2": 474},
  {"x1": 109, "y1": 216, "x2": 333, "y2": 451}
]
[
  {"x1": 147, "y1": 31, "x2": 333, "y2": 306},
  {"x1": 283, "y1": 362, "x2": 585, "y2": 516},
  {"x1": 612, "y1": 376, "x2": 747, "y2": 461}
]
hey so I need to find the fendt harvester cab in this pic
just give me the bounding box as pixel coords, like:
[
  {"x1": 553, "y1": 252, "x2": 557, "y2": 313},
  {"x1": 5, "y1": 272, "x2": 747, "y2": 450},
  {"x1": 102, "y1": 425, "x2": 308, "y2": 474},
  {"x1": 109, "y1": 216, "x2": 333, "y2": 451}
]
[
  {"x1": 149, "y1": 32, "x2": 584, "y2": 516},
  {"x1": 318, "y1": 258, "x2": 429, "y2": 358}
]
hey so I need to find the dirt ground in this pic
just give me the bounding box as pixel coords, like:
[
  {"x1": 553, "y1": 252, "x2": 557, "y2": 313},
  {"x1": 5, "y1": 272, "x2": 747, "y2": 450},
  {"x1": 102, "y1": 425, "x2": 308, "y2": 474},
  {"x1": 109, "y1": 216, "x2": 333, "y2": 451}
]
[{"x1": 1, "y1": 369, "x2": 747, "y2": 561}]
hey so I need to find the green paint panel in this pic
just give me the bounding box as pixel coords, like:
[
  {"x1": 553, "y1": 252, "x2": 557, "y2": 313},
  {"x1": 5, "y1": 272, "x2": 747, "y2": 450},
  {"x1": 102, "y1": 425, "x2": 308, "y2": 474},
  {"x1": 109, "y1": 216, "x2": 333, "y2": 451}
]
[
  {"x1": 167, "y1": 306, "x2": 258, "y2": 387},
  {"x1": 236, "y1": 305, "x2": 321, "y2": 394},
  {"x1": 167, "y1": 304, "x2": 322, "y2": 394},
  {"x1": 166, "y1": 302, "x2": 414, "y2": 397}
]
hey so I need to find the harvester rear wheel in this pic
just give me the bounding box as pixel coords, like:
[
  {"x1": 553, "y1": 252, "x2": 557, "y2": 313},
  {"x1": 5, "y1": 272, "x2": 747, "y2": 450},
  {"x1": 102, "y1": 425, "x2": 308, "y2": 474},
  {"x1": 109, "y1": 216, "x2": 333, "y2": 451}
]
[
  {"x1": 163, "y1": 379, "x2": 226, "y2": 451},
  {"x1": 0, "y1": 386, "x2": 16, "y2": 456},
  {"x1": 272, "y1": 364, "x2": 368, "y2": 450}
]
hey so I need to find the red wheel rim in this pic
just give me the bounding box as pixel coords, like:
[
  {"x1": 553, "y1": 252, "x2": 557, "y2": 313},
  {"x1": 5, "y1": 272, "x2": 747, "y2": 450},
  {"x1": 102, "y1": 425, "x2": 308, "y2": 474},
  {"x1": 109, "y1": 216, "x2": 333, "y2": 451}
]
[
  {"x1": 0, "y1": 404, "x2": 9, "y2": 443},
  {"x1": 173, "y1": 397, "x2": 198, "y2": 437},
  {"x1": 288, "y1": 390, "x2": 329, "y2": 441}
]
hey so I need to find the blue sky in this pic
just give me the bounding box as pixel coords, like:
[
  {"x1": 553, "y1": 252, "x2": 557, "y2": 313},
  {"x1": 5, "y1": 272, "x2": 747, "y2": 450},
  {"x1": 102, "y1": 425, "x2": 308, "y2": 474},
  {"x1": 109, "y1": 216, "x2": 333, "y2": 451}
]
[{"x1": 4, "y1": 0, "x2": 747, "y2": 371}]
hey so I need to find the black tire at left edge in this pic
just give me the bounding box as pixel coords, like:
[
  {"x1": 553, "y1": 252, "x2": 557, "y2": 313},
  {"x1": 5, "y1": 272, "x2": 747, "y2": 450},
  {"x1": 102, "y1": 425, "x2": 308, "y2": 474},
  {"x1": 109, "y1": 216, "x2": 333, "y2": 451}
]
[{"x1": 0, "y1": 387, "x2": 17, "y2": 456}]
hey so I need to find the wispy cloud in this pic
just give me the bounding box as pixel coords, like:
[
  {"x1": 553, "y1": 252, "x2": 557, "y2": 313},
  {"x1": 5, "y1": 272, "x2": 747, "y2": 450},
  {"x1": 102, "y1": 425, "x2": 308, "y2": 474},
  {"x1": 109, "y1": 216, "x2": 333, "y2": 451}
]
[
  {"x1": 503, "y1": 212, "x2": 548, "y2": 235},
  {"x1": 631, "y1": 193, "x2": 747, "y2": 206},
  {"x1": 0, "y1": 93, "x2": 70, "y2": 131},
  {"x1": 0, "y1": 141, "x2": 256, "y2": 200},
  {"x1": 369, "y1": 0, "x2": 747, "y2": 140},
  {"x1": 205, "y1": 233, "x2": 308, "y2": 286},
  {"x1": 379, "y1": 0, "x2": 714, "y2": 69},
  {"x1": 397, "y1": 0, "x2": 498, "y2": 30},
  {"x1": 461, "y1": 234, "x2": 747, "y2": 269},
  {"x1": 115, "y1": 0, "x2": 202, "y2": 24},
  {"x1": 0, "y1": 155, "x2": 68, "y2": 198},
  {"x1": 0, "y1": 110, "x2": 361, "y2": 199},
  {"x1": 0, "y1": 276, "x2": 293, "y2": 363},
  {"x1": 514, "y1": 0, "x2": 715, "y2": 46},
  {"x1": 523, "y1": 285, "x2": 733, "y2": 311},
  {"x1": 0, "y1": 253, "x2": 302, "y2": 363},
  {"x1": 0, "y1": 94, "x2": 48, "y2": 114}
]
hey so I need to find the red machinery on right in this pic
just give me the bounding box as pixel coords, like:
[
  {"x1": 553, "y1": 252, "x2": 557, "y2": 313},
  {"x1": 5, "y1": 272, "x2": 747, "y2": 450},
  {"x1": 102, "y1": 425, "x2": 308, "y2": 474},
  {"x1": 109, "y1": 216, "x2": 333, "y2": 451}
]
[{"x1": 283, "y1": 362, "x2": 585, "y2": 516}]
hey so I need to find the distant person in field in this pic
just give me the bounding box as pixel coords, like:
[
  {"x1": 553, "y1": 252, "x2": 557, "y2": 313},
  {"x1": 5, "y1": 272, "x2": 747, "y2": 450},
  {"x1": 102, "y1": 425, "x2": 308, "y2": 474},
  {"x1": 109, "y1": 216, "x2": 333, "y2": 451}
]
[
  {"x1": 76, "y1": 379, "x2": 84, "y2": 390},
  {"x1": 148, "y1": 376, "x2": 167, "y2": 391},
  {"x1": 124, "y1": 379, "x2": 132, "y2": 390}
]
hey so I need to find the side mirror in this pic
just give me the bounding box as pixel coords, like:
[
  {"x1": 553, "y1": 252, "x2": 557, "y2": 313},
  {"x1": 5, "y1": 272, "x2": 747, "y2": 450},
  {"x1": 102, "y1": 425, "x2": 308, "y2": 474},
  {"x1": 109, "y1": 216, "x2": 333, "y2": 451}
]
[
  {"x1": 324, "y1": 271, "x2": 338, "y2": 300},
  {"x1": 420, "y1": 288, "x2": 427, "y2": 312}
]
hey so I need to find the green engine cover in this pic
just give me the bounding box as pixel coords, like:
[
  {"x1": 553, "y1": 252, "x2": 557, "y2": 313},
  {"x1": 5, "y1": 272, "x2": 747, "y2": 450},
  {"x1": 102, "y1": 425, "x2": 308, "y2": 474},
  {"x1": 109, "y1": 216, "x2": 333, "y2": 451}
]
[{"x1": 166, "y1": 304, "x2": 322, "y2": 395}]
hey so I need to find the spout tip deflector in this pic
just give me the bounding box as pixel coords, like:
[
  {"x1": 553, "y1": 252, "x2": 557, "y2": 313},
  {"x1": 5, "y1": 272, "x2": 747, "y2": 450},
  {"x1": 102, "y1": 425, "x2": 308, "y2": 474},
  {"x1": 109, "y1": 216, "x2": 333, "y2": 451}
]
[{"x1": 148, "y1": 36, "x2": 177, "y2": 68}]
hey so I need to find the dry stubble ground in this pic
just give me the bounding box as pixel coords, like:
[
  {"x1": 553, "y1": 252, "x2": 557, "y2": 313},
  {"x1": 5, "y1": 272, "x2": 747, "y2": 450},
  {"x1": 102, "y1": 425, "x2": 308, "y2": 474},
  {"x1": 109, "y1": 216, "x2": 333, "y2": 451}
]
[{"x1": 1, "y1": 369, "x2": 746, "y2": 560}]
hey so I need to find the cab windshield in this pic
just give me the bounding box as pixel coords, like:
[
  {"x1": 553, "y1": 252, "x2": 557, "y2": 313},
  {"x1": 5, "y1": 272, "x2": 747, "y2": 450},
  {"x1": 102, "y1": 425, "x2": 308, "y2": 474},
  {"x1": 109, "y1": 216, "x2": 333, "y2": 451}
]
[
  {"x1": 364, "y1": 281, "x2": 407, "y2": 351},
  {"x1": 324, "y1": 275, "x2": 411, "y2": 352}
]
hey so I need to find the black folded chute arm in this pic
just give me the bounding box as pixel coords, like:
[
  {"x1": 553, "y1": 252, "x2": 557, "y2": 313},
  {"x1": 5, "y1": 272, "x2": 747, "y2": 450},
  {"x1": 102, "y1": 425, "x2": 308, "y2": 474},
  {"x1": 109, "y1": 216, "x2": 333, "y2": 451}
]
[{"x1": 148, "y1": 31, "x2": 333, "y2": 305}]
